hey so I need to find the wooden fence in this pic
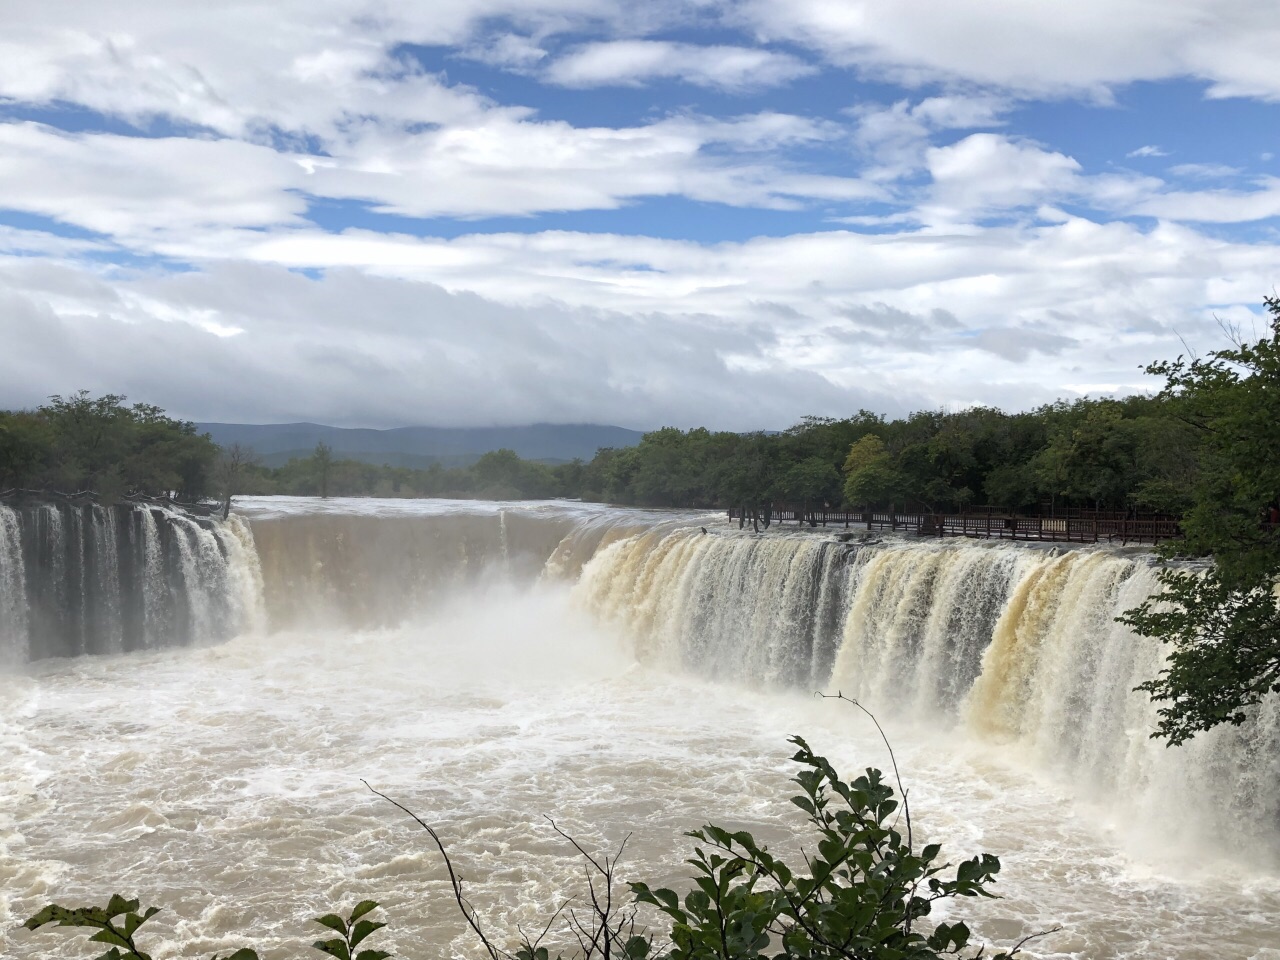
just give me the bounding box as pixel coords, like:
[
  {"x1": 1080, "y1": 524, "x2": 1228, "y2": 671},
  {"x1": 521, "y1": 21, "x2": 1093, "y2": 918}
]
[{"x1": 726, "y1": 502, "x2": 1182, "y2": 545}]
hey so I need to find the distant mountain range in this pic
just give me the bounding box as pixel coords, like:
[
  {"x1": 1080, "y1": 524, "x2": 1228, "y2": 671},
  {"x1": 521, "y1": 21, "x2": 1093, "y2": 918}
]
[{"x1": 195, "y1": 422, "x2": 645, "y2": 469}]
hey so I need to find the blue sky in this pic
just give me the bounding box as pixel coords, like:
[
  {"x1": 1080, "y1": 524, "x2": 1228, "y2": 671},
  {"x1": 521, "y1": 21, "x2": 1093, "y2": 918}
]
[{"x1": 0, "y1": 1, "x2": 1277, "y2": 429}]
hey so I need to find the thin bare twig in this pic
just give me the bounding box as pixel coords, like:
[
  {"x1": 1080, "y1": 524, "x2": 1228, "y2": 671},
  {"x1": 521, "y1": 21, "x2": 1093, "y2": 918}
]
[
  {"x1": 1006, "y1": 924, "x2": 1064, "y2": 958},
  {"x1": 817, "y1": 692, "x2": 913, "y2": 854},
  {"x1": 362, "y1": 780, "x2": 509, "y2": 960},
  {"x1": 520, "y1": 898, "x2": 574, "y2": 955}
]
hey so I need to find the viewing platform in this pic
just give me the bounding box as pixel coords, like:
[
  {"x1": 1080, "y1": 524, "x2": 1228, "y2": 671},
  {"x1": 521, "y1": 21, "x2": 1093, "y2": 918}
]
[{"x1": 726, "y1": 503, "x2": 1183, "y2": 545}]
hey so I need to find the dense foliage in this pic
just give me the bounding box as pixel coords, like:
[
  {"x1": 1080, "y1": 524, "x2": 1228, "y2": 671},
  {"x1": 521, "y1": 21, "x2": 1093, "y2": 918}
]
[
  {"x1": 213, "y1": 394, "x2": 1200, "y2": 513},
  {"x1": 22, "y1": 736, "x2": 1044, "y2": 960},
  {"x1": 0, "y1": 392, "x2": 217, "y2": 501},
  {"x1": 0, "y1": 383, "x2": 1210, "y2": 513},
  {"x1": 1119, "y1": 296, "x2": 1280, "y2": 744},
  {"x1": 632, "y1": 735, "x2": 1029, "y2": 960},
  {"x1": 577, "y1": 397, "x2": 1198, "y2": 514}
]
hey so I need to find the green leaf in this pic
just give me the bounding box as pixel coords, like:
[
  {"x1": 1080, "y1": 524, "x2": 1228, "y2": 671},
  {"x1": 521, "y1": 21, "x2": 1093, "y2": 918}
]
[
  {"x1": 354, "y1": 951, "x2": 391, "y2": 960},
  {"x1": 313, "y1": 938, "x2": 352, "y2": 960},
  {"x1": 348, "y1": 901, "x2": 379, "y2": 923},
  {"x1": 314, "y1": 914, "x2": 349, "y2": 936},
  {"x1": 89, "y1": 929, "x2": 133, "y2": 948},
  {"x1": 23, "y1": 905, "x2": 63, "y2": 930},
  {"x1": 350, "y1": 920, "x2": 385, "y2": 948},
  {"x1": 123, "y1": 908, "x2": 161, "y2": 937},
  {"x1": 653, "y1": 888, "x2": 680, "y2": 911},
  {"x1": 106, "y1": 895, "x2": 141, "y2": 919}
]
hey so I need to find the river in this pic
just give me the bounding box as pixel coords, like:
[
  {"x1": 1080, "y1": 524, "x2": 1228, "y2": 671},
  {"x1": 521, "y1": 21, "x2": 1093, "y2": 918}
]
[{"x1": 1, "y1": 497, "x2": 1277, "y2": 959}]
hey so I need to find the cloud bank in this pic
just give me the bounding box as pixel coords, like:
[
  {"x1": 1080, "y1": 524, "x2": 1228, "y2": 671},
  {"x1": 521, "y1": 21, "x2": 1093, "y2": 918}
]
[{"x1": 1, "y1": 1, "x2": 1277, "y2": 429}]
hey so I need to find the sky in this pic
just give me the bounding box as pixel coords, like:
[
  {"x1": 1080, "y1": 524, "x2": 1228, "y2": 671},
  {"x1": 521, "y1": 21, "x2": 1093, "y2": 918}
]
[{"x1": 1, "y1": 1, "x2": 1278, "y2": 430}]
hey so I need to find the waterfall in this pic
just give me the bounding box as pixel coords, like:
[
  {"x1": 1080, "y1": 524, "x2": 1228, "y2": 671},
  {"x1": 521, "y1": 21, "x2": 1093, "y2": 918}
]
[
  {"x1": 577, "y1": 530, "x2": 853, "y2": 687},
  {"x1": 91, "y1": 505, "x2": 125, "y2": 655},
  {"x1": 575, "y1": 526, "x2": 1280, "y2": 857},
  {"x1": 0, "y1": 502, "x2": 264, "y2": 662},
  {"x1": 247, "y1": 506, "x2": 581, "y2": 630},
  {"x1": 0, "y1": 506, "x2": 28, "y2": 664},
  {"x1": 5, "y1": 496, "x2": 1275, "y2": 857},
  {"x1": 139, "y1": 507, "x2": 168, "y2": 647}
]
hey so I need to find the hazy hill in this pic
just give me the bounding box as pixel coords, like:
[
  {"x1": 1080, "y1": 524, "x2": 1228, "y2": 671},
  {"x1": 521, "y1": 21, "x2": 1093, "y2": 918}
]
[{"x1": 195, "y1": 422, "x2": 645, "y2": 468}]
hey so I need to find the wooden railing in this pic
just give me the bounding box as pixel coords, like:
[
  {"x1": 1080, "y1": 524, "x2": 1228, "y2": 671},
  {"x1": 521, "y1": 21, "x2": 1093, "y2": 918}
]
[{"x1": 726, "y1": 503, "x2": 1183, "y2": 545}]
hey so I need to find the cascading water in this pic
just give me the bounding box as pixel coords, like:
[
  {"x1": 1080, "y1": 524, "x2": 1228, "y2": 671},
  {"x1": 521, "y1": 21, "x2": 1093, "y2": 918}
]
[
  {"x1": 138, "y1": 506, "x2": 168, "y2": 647},
  {"x1": 0, "y1": 506, "x2": 28, "y2": 664},
  {"x1": 244, "y1": 498, "x2": 664, "y2": 630},
  {"x1": 0, "y1": 501, "x2": 263, "y2": 661},
  {"x1": 576, "y1": 527, "x2": 1280, "y2": 860},
  {"x1": 577, "y1": 530, "x2": 853, "y2": 687}
]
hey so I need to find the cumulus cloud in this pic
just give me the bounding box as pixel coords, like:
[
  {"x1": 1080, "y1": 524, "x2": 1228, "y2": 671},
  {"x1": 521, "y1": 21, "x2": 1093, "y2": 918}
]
[
  {"x1": 2, "y1": 2, "x2": 1278, "y2": 431},
  {"x1": 0, "y1": 2, "x2": 609, "y2": 137},
  {"x1": 852, "y1": 95, "x2": 1009, "y2": 182},
  {"x1": 0, "y1": 122, "x2": 309, "y2": 241},
  {"x1": 0, "y1": 108, "x2": 877, "y2": 243},
  {"x1": 923, "y1": 134, "x2": 1082, "y2": 221},
  {"x1": 545, "y1": 40, "x2": 815, "y2": 90},
  {"x1": 737, "y1": 0, "x2": 1280, "y2": 100}
]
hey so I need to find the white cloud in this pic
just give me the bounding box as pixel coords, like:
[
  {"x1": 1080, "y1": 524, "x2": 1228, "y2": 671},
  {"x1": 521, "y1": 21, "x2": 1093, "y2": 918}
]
[
  {"x1": 0, "y1": 109, "x2": 876, "y2": 241},
  {"x1": 2, "y1": 2, "x2": 1279, "y2": 430},
  {"x1": 0, "y1": 259, "x2": 884, "y2": 429},
  {"x1": 463, "y1": 33, "x2": 551, "y2": 69},
  {"x1": 1131, "y1": 178, "x2": 1280, "y2": 222},
  {"x1": 1127, "y1": 145, "x2": 1169, "y2": 158},
  {"x1": 4, "y1": 213, "x2": 1275, "y2": 427},
  {"x1": 738, "y1": 0, "x2": 1280, "y2": 100},
  {"x1": 0, "y1": 123, "x2": 309, "y2": 241},
  {"x1": 0, "y1": 2, "x2": 611, "y2": 136},
  {"x1": 1167, "y1": 162, "x2": 1242, "y2": 178},
  {"x1": 923, "y1": 134, "x2": 1082, "y2": 220},
  {"x1": 545, "y1": 40, "x2": 815, "y2": 90},
  {"x1": 852, "y1": 96, "x2": 1008, "y2": 182}
]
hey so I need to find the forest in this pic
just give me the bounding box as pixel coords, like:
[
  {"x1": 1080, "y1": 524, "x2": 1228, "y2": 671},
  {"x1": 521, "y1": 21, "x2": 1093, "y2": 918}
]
[
  {"x1": 155, "y1": 392, "x2": 1198, "y2": 516},
  {"x1": 0, "y1": 391, "x2": 1201, "y2": 515},
  {"x1": 0, "y1": 392, "x2": 218, "y2": 501},
  {"x1": 0, "y1": 387, "x2": 1221, "y2": 515}
]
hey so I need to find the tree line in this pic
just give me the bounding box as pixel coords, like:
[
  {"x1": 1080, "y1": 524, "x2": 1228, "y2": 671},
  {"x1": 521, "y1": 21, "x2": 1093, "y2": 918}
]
[
  {"x1": 575, "y1": 394, "x2": 1198, "y2": 515},
  {"x1": 201, "y1": 392, "x2": 1200, "y2": 516},
  {"x1": 0, "y1": 358, "x2": 1251, "y2": 522}
]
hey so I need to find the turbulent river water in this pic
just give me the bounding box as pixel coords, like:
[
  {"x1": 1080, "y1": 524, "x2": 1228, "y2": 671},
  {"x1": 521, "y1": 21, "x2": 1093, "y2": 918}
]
[{"x1": 1, "y1": 497, "x2": 1278, "y2": 960}]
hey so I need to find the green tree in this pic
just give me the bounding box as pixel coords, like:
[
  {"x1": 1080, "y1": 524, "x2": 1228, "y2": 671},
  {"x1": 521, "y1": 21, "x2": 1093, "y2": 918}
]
[
  {"x1": 216, "y1": 444, "x2": 260, "y2": 518},
  {"x1": 1120, "y1": 296, "x2": 1280, "y2": 743},
  {"x1": 472, "y1": 448, "x2": 559, "y2": 499},
  {"x1": 842, "y1": 435, "x2": 901, "y2": 509},
  {"x1": 0, "y1": 410, "x2": 53, "y2": 488},
  {"x1": 313, "y1": 442, "x2": 334, "y2": 499}
]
